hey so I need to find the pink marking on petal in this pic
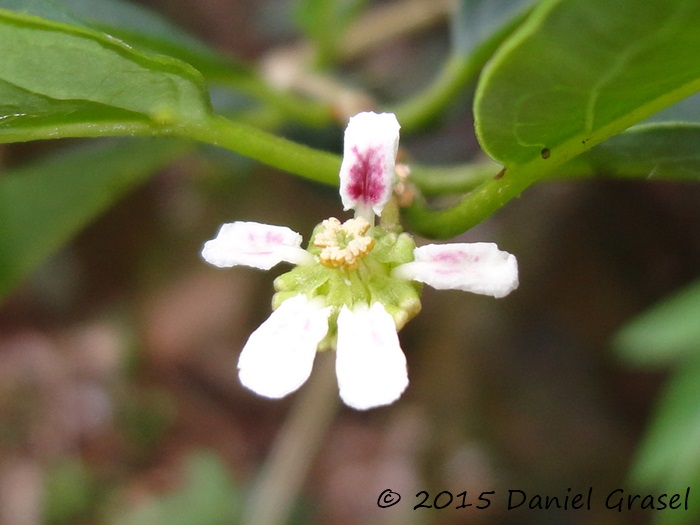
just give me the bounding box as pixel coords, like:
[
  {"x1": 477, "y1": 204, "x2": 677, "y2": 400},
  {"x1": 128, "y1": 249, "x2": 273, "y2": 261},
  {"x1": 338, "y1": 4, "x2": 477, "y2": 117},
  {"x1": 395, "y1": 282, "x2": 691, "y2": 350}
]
[
  {"x1": 266, "y1": 231, "x2": 284, "y2": 244},
  {"x1": 428, "y1": 249, "x2": 483, "y2": 275},
  {"x1": 433, "y1": 250, "x2": 466, "y2": 263},
  {"x1": 240, "y1": 230, "x2": 287, "y2": 256},
  {"x1": 434, "y1": 249, "x2": 474, "y2": 263},
  {"x1": 345, "y1": 145, "x2": 386, "y2": 206}
]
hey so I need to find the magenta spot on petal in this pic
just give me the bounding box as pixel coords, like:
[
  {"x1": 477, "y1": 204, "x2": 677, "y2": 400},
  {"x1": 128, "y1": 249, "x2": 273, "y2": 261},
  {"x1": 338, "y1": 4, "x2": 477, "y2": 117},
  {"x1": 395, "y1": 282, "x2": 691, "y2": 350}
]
[{"x1": 346, "y1": 146, "x2": 385, "y2": 205}]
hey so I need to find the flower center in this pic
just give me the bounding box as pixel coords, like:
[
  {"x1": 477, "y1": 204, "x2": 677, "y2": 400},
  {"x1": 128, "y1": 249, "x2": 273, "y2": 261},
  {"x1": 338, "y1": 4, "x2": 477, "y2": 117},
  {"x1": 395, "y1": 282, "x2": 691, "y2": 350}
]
[{"x1": 313, "y1": 217, "x2": 375, "y2": 270}]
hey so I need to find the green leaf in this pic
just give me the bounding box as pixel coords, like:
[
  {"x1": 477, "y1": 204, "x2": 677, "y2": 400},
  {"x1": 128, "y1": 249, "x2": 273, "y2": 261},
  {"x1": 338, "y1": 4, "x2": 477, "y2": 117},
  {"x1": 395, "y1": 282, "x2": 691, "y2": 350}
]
[
  {"x1": 59, "y1": 0, "x2": 335, "y2": 126},
  {"x1": 614, "y1": 279, "x2": 700, "y2": 366},
  {"x1": 0, "y1": 139, "x2": 188, "y2": 301},
  {"x1": 0, "y1": 7, "x2": 211, "y2": 143},
  {"x1": 627, "y1": 357, "x2": 700, "y2": 514},
  {"x1": 54, "y1": 0, "x2": 250, "y2": 81},
  {"x1": 0, "y1": 0, "x2": 88, "y2": 26},
  {"x1": 583, "y1": 124, "x2": 700, "y2": 181},
  {"x1": 577, "y1": 90, "x2": 700, "y2": 180},
  {"x1": 475, "y1": 0, "x2": 700, "y2": 169}
]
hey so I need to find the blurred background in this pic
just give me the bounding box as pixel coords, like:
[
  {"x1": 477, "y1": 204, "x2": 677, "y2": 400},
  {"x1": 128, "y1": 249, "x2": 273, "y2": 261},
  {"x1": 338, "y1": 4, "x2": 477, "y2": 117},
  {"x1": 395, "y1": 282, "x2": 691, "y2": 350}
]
[{"x1": 1, "y1": 1, "x2": 699, "y2": 524}]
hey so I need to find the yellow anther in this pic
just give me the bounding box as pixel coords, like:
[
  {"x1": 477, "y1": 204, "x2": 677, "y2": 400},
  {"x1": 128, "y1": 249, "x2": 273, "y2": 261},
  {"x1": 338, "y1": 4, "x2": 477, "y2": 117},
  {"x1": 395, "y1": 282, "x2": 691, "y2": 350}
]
[{"x1": 314, "y1": 217, "x2": 375, "y2": 270}]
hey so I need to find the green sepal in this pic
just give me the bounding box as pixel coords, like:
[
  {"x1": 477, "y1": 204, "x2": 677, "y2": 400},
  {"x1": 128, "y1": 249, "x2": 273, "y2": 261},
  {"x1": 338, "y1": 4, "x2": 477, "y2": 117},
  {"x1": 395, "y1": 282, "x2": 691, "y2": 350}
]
[
  {"x1": 370, "y1": 228, "x2": 416, "y2": 267},
  {"x1": 368, "y1": 273, "x2": 422, "y2": 329},
  {"x1": 272, "y1": 264, "x2": 331, "y2": 309}
]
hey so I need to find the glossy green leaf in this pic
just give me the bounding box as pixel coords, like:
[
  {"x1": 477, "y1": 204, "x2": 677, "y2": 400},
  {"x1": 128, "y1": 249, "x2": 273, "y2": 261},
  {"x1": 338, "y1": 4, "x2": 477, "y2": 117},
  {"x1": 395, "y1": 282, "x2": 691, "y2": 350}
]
[
  {"x1": 0, "y1": 7, "x2": 211, "y2": 143},
  {"x1": 475, "y1": 0, "x2": 700, "y2": 169},
  {"x1": 614, "y1": 279, "x2": 700, "y2": 366},
  {"x1": 0, "y1": 139, "x2": 188, "y2": 301}
]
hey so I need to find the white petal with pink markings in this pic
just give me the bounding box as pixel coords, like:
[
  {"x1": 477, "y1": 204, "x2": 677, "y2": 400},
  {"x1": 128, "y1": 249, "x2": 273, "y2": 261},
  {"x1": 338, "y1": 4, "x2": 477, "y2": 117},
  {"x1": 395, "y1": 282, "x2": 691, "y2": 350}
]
[
  {"x1": 339, "y1": 112, "x2": 400, "y2": 219},
  {"x1": 202, "y1": 221, "x2": 313, "y2": 270},
  {"x1": 393, "y1": 242, "x2": 518, "y2": 298}
]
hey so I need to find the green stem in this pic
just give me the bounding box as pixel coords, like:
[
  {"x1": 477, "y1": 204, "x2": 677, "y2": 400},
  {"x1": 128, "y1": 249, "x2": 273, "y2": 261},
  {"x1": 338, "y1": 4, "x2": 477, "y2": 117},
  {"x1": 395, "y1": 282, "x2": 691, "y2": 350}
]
[
  {"x1": 409, "y1": 159, "x2": 502, "y2": 196},
  {"x1": 403, "y1": 170, "x2": 530, "y2": 239},
  {"x1": 180, "y1": 115, "x2": 341, "y2": 186},
  {"x1": 0, "y1": 120, "x2": 161, "y2": 144},
  {"x1": 403, "y1": 157, "x2": 597, "y2": 239}
]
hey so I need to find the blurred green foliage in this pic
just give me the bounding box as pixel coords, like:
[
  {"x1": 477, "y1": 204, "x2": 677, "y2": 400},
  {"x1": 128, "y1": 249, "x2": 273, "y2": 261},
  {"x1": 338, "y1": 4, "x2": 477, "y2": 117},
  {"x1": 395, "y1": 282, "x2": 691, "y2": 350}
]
[
  {"x1": 615, "y1": 279, "x2": 700, "y2": 524},
  {"x1": 0, "y1": 139, "x2": 189, "y2": 298},
  {"x1": 0, "y1": 0, "x2": 699, "y2": 524},
  {"x1": 43, "y1": 458, "x2": 99, "y2": 524},
  {"x1": 109, "y1": 452, "x2": 242, "y2": 525}
]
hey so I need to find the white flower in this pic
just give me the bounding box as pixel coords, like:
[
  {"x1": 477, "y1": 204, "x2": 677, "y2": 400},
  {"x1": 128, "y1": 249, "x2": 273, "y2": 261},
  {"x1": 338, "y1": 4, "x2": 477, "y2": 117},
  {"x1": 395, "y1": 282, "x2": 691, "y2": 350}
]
[
  {"x1": 200, "y1": 111, "x2": 520, "y2": 411},
  {"x1": 393, "y1": 242, "x2": 519, "y2": 298},
  {"x1": 201, "y1": 219, "x2": 411, "y2": 410},
  {"x1": 336, "y1": 303, "x2": 408, "y2": 410},
  {"x1": 238, "y1": 294, "x2": 332, "y2": 398},
  {"x1": 339, "y1": 111, "x2": 400, "y2": 219}
]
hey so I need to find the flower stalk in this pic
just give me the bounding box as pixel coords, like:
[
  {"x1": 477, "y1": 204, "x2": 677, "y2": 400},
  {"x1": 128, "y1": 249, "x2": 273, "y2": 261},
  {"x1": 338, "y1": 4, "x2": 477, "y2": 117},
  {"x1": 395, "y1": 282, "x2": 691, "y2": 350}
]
[{"x1": 240, "y1": 351, "x2": 339, "y2": 525}]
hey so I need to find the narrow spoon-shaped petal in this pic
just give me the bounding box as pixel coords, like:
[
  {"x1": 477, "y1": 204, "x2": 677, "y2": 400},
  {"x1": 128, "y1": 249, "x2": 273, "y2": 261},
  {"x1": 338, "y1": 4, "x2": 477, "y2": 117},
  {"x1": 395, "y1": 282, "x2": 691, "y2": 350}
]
[
  {"x1": 339, "y1": 112, "x2": 400, "y2": 219},
  {"x1": 202, "y1": 221, "x2": 313, "y2": 270},
  {"x1": 238, "y1": 295, "x2": 331, "y2": 398},
  {"x1": 336, "y1": 302, "x2": 408, "y2": 410},
  {"x1": 393, "y1": 242, "x2": 518, "y2": 298}
]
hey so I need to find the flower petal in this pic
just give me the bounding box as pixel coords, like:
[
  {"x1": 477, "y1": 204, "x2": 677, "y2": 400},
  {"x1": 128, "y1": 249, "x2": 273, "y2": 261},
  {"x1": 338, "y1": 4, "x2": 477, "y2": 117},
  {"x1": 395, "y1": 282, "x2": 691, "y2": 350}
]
[
  {"x1": 336, "y1": 302, "x2": 408, "y2": 410},
  {"x1": 238, "y1": 295, "x2": 331, "y2": 398},
  {"x1": 393, "y1": 242, "x2": 519, "y2": 298},
  {"x1": 202, "y1": 221, "x2": 313, "y2": 270},
  {"x1": 339, "y1": 111, "x2": 400, "y2": 218}
]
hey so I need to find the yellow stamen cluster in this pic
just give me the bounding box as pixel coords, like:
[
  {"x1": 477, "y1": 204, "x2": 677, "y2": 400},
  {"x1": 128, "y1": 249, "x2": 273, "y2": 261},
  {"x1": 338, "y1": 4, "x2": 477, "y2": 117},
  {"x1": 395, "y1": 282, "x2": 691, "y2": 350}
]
[{"x1": 314, "y1": 217, "x2": 375, "y2": 270}]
